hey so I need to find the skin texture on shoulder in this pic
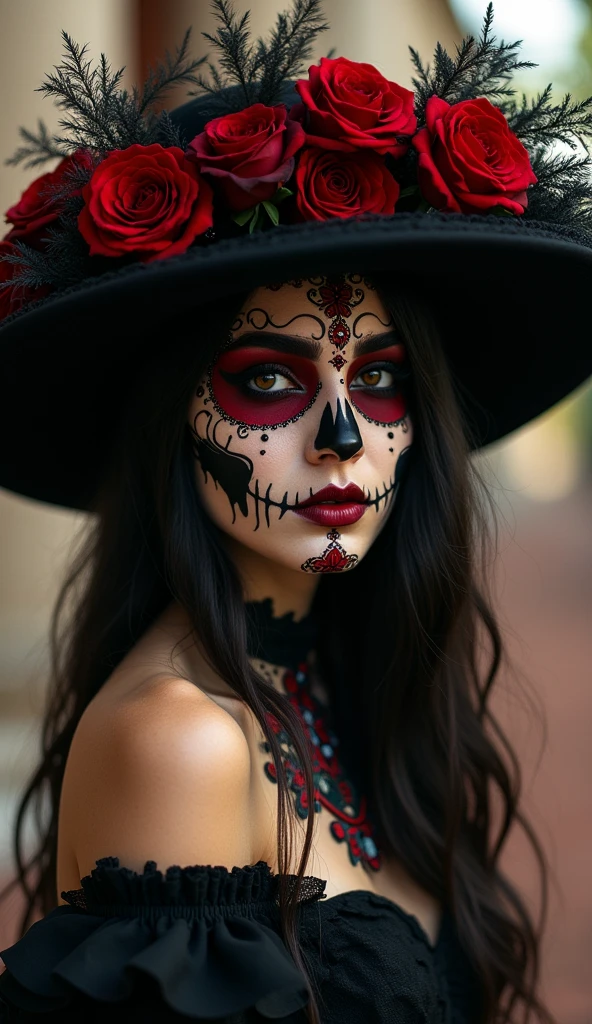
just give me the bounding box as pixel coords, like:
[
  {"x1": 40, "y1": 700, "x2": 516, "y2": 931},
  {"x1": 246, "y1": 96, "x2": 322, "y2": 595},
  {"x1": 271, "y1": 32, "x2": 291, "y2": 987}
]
[{"x1": 64, "y1": 674, "x2": 258, "y2": 883}]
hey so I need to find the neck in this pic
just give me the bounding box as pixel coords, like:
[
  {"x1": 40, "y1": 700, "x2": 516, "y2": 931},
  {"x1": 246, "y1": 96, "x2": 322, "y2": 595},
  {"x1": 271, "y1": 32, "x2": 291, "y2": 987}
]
[
  {"x1": 224, "y1": 535, "x2": 320, "y2": 621},
  {"x1": 224, "y1": 536, "x2": 320, "y2": 675}
]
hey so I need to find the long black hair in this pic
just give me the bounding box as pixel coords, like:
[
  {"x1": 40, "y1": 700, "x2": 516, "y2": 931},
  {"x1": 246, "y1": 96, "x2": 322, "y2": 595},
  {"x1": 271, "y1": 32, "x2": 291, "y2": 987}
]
[{"x1": 0, "y1": 279, "x2": 553, "y2": 1024}]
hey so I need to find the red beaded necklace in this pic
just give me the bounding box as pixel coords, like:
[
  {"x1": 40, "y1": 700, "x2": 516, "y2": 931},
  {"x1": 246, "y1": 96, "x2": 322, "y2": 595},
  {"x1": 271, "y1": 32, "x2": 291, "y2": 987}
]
[{"x1": 260, "y1": 662, "x2": 381, "y2": 872}]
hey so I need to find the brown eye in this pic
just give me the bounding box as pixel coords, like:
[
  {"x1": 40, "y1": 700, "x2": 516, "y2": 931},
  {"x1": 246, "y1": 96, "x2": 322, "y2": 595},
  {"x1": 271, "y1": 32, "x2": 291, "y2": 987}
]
[
  {"x1": 361, "y1": 369, "x2": 381, "y2": 386},
  {"x1": 253, "y1": 373, "x2": 277, "y2": 390},
  {"x1": 246, "y1": 369, "x2": 300, "y2": 394},
  {"x1": 351, "y1": 366, "x2": 395, "y2": 390}
]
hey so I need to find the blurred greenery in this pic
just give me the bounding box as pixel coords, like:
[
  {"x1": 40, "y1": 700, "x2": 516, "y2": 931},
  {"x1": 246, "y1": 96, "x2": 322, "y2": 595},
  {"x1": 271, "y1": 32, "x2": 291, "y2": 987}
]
[
  {"x1": 570, "y1": 0, "x2": 592, "y2": 464},
  {"x1": 577, "y1": 0, "x2": 592, "y2": 94}
]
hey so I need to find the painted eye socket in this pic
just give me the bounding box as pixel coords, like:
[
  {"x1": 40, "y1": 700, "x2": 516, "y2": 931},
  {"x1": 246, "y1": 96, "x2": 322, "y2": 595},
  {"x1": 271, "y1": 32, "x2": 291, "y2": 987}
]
[
  {"x1": 210, "y1": 346, "x2": 319, "y2": 427},
  {"x1": 346, "y1": 353, "x2": 409, "y2": 425},
  {"x1": 350, "y1": 366, "x2": 396, "y2": 390}
]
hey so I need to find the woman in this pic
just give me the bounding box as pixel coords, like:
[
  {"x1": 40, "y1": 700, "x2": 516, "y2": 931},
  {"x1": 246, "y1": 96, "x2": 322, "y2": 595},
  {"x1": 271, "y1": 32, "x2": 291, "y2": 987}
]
[{"x1": 0, "y1": 4, "x2": 591, "y2": 1022}]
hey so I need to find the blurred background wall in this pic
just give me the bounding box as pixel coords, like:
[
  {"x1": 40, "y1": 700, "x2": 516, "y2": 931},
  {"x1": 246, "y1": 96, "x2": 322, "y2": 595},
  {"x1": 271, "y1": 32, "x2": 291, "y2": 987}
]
[{"x1": 0, "y1": 1, "x2": 590, "y2": 1021}]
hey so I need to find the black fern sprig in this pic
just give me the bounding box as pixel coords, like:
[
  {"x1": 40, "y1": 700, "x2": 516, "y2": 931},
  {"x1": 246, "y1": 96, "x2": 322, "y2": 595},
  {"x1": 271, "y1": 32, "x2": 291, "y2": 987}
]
[
  {"x1": 3, "y1": 29, "x2": 209, "y2": 293},
  {"x1": 5, "y1": 120, "x2": 69, "y2": 170},
  {"x1": 39, "y1": 35, "x2": 126, "y2": 151},
  {"x1": 526, "y1": 147, "x2": 592, "y2": 229},
  {"x1": 504, "y1": 89, "x2": 592, "y2": 150},
  {"x1": 254, "y1": 0, "x2": 329, "y2": 105},
  {"x1": 138, "y1": 29, "x2": 204, "y2": 115},
  {"x1": 41, "y1": 157, "x2": 96, "y2": 211},
  {"x1": 8, "y1": 28, "x2": 207, "y2": 165},
  {"x1": 157, "y1": 108, "x2": 188, "y2": 148},
  {"x1": 530, "y1": 147, "x2": 591, "y2": 187},
  {"x1": 530, "y1": 149, "x2": 592, "y2": 227},
  {"x1": 0, "y1": 220, "x2": 89, "y2": 289},
  {"x1": 409, "y1": 3, "x2": 536, "y2": 124},
  {"x1": 192, "y1": 0, "x2": 328, "y2": 110},
  {"x1": 406, "y1": 4, "x2": 592, "y2": 231},
  {"x1": 197, "y1": 1, "x2": 254, "y2": 105}
]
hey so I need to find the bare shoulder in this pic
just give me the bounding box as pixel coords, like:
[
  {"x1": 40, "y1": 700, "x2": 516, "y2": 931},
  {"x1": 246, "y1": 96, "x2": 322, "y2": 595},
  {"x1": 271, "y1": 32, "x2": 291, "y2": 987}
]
[{"x1": 63, "y1": 673, "x2": 257, "y2": 888}]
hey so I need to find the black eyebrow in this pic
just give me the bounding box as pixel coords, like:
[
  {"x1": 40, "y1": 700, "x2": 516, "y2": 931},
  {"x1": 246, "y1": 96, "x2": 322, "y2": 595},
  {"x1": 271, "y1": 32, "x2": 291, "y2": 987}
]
[
  {"x1": 227, "y1": 332, "x2": 323, "y2": 360},
  {"x1": 227, "y1": 329, "x2": 403, "y2": 362},
  {"x1": 352, "y1": 332, "x2": 402, "y2": 358}
]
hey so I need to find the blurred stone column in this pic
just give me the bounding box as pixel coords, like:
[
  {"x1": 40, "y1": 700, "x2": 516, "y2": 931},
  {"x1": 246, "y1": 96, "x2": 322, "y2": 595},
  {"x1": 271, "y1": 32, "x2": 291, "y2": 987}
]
[
  {"x1": 0, "y1": 0, "x2": 139, "y2": 878},
  {"x1": 322, "y1": 0, "x2": 459, "y2": 83}
]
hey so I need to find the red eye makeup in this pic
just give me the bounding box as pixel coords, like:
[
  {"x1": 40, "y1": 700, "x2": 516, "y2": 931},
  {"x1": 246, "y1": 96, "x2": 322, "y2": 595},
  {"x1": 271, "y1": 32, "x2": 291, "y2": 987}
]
[
  {"x1": 346, "y1": 344, "x2": 409, "y2": 425},
  {"x1": 210, "y1": 345, "x2": 321, "y2": 427}
]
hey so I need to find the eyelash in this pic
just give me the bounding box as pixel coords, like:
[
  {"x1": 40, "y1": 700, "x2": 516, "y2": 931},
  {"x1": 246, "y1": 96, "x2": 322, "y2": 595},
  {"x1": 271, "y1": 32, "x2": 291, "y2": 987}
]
[
  {"x1": 350, "y1": 360, "x2": 409, "y2": 393},
  {"x1": 220, "y1": 362, "x2": 306, "y2": 399},
  {"x1": 220, "y1": 359, "x2": 410, "y2": 398}
]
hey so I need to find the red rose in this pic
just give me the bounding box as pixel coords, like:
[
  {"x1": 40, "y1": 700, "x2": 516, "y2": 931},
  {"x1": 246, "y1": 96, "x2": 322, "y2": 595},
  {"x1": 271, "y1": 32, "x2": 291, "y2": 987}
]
[
  {"x1": 293, "y1": 57, "x2": 416, "y2": 156},
  {"x1": 186, "y1": 103, "x2": 305, "y2": 212},
  {"x1": 77, "y1": 143, "x2": 213, "y2": 262},
  {"x1": 0, "y1": 241, "x2": 49, "y2": 322},
  {"x1": 4, "y1": 151, "x2": 92, "y2": 247},
  {"x1": 295, "y1": 147, "x2": 399, "y2": 221},
  {"x1": 413, "y1": 95, "x2": 537, "y2": 215}
]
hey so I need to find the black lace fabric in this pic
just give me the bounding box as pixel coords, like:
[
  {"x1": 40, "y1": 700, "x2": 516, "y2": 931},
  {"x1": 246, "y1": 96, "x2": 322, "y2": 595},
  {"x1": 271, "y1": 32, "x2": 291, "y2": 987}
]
[
  {"x1": 0, "y1": 857, "x2": 482, "y2": 1023},
  {"x1": 61, "y1": 863, "x2": 328, "y2": 911}
]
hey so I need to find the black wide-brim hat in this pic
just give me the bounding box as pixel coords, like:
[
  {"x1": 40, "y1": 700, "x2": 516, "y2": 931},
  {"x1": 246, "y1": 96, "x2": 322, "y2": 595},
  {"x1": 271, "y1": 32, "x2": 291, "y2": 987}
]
[
  {"x1": 2, "y1": 11, "x2": 592, "y2": 511},
  {"x1": 1, "y1": 212, "x2": 592, "y2": 510}
]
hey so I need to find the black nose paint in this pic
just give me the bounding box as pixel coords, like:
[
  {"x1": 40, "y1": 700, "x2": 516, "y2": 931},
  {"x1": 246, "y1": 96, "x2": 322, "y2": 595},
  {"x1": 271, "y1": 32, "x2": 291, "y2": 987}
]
[{"x1": 314, "y1": 399, "x2": 363, "y2": 461}]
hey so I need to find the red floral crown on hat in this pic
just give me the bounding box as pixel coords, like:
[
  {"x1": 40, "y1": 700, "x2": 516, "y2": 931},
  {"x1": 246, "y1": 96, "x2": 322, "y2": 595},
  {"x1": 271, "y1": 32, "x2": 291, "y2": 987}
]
[{"x1": 2, "y1": 0, "x2": 592, "y2": 323}]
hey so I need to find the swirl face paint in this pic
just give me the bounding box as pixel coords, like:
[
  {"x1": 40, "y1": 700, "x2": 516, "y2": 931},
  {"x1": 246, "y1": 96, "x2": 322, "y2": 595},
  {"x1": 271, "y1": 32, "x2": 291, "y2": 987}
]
[{"x1": 188, "y1": 276, "x2": 413, "y2": 575}]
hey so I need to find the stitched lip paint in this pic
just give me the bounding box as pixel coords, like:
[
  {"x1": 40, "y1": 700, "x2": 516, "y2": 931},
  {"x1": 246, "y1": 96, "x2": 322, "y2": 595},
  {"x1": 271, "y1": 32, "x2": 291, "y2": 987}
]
[{"x1": 294, "y1": 484, "x2": 369, "y2": 526}]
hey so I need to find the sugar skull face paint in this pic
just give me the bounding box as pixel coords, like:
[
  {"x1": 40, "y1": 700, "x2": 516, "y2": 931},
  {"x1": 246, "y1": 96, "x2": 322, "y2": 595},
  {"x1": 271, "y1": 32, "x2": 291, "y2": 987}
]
[{"x1": 188, "y1": 275, "x2": 413, "y2": 575}]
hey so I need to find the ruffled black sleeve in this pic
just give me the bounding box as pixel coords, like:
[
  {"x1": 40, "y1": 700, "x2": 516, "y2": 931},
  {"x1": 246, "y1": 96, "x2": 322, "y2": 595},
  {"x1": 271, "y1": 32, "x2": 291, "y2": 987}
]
[{"x1": 0, "y1": 857, "x2": 327, "y2": 1023}]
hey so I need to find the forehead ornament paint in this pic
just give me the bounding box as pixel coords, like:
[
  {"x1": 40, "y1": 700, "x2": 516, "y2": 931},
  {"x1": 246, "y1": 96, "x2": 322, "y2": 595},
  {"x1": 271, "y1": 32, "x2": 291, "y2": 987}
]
[
  {"x1": 261, "y1": 275, "x2": 407, "y2": 429},
  {"x1": 268, "y1": 273, "x2": 374, "y2": 376}
]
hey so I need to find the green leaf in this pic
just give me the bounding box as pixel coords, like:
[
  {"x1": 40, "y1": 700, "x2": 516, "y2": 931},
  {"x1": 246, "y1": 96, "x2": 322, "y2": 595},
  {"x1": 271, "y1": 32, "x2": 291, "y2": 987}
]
[
  {"x1": 248, "y1": 205, "x2": 266, "y2": 233},
  {"x1": 262, "y1": 200, "x2": 280, "y2": 225},
  {"x1": 274, "y1": 186, "x2": 293, "y2": 203},
  {"x1": 416, "y1": 198, "x2": 431, "y2": 213},
  {"x1": 233, "y1": 206, "x2": 258, "y2": 226},
  {"x1": 490, "y1": 206, "x2": 515, "y2": 217},
  {"x1": 399, "y1": 185, "x2": 420, "y2": 198}
]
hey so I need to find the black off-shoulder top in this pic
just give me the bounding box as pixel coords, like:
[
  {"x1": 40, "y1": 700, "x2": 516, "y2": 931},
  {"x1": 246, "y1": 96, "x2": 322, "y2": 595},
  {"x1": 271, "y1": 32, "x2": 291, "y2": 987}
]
[{"x1": 0, "y1": 857, "x2": 483, "y2": 1023}]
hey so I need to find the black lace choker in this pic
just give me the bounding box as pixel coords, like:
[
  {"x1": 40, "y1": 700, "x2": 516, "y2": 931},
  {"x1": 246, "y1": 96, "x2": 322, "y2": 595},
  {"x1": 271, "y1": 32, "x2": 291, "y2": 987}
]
[{"x1": 245, "y1": 598, "x2": 318, "y2": 673}]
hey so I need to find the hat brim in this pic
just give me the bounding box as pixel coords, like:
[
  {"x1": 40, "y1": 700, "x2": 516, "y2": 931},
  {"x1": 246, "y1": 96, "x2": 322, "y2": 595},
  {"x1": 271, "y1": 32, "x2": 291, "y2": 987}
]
[{"x1": 1, "y1": 212, "x2": 591, "y2": 510}]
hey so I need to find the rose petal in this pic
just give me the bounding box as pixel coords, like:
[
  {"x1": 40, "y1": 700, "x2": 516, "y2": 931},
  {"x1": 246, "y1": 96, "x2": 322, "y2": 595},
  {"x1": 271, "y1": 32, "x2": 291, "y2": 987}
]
[
  {"x1": 294, "y1": 56, "x2": 416, "y2": 156},
  {"x1": 78, "y1": 144, "x2": 212, "y2": 259}
]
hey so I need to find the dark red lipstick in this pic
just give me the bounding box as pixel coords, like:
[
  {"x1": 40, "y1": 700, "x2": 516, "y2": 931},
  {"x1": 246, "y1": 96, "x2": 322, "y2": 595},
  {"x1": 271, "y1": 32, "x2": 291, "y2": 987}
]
[{"x1": 294, "y1": 483, "x2": 368, "y2": 526}]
